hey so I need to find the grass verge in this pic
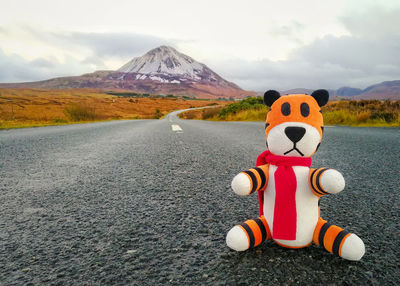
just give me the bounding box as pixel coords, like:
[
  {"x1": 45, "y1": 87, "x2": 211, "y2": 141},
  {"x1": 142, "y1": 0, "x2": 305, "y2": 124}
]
[{"x1": 0, "y1": 88, "x2": 229, "y2": 129}]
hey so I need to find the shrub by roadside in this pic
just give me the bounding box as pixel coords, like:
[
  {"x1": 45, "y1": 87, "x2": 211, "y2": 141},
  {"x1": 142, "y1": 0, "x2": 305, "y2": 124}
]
[
  {"x1": 64, "y1": 103, "x2": 100, "y2": 121},
  {"x1": 202, "y1": 107, "x2": 223, "y2": 119},
  {"x1": 153, "y1": 109, "x2": 163, "y2": 119},
  {"x1": 218, "y1": 97, "x2": 266, "y2": 119},
  {"x1": 323, "y1": 100, "x2": 400, "y2": 126}
]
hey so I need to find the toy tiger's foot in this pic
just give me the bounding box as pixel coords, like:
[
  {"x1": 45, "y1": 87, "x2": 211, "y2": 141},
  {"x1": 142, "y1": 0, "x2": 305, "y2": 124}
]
[
  {"x1": 314, "y1": 218, "x2": 365, "y2": 261},
  {"x1": 226, "y1": 216, "x2": 271, "y2": 251},
  {"x1": 340, "y1": 233, "x2": 365, "y2": 261}
]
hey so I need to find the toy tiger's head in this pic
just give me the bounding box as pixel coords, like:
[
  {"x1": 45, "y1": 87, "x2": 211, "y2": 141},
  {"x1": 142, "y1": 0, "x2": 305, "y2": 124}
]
[{"x1": 263, "y1": 89, "x2": 329, "y2": 157}]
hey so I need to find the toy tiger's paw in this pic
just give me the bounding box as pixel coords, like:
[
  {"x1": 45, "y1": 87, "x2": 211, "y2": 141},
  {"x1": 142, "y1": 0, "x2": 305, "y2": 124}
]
[
  {"x1": 320, "y1": 169, "x2": 345, "y2": 194},
  {"x1": 231, "y1": 173, "x2": 251, "y2": 196},
  {"x1": 226, "y1": 226, "x2": 249, "y2": 251},
  {"x1": 340, "y1": 234, "x2": 365, "y2": 261}
]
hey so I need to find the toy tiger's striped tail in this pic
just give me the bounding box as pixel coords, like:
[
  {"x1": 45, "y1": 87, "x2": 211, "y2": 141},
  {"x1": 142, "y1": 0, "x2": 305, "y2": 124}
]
[{"x1": 226, "y1": 216, "x2": 271, "y2": 251}]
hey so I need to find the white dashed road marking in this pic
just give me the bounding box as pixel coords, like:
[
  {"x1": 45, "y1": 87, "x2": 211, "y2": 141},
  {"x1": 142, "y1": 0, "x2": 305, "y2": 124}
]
[{"x1": 171, "y1": 124, "x2": 183, "y2": 133}]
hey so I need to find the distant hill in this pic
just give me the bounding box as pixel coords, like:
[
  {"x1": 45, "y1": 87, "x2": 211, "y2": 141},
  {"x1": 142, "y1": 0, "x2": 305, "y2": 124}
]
[
  {"x1": 281, "y1": 81, "x2": 400, "y2": 100},
  {"x1": 335, "y1": 87, "x2": 363, "y2": 97},
  {"x1": 281, "y1": 88, "x2": 314, "y2": 95},
  {"x1": 0, "y1": 46, "x2": 255, "y2": 99},
  {"x1": 351, "y1": 80, "x2": 400, "y2": 100}
]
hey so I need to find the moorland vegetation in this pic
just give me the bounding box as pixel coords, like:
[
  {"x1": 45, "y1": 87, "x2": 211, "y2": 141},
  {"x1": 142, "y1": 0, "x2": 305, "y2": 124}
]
[{"x1": 179, "y1": 97, "x2": 400, "y2": 127}]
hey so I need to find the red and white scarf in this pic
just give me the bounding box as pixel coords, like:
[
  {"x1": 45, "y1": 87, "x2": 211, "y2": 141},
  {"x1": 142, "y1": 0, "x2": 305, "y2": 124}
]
[{"x1": 256, "y1": 150, "x2": 312, "y2": 240}]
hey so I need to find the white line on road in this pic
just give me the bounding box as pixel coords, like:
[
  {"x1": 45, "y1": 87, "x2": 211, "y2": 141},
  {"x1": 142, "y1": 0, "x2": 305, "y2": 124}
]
[{"x1": 171, "y1": 124, "x2": 183, "y2": 133}]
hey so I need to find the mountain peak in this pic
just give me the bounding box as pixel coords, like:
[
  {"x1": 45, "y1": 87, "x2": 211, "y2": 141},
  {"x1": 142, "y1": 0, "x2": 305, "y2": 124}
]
[
  {"x1": 111, "y1": 45, "x2": 250, "y2": 97},
  {"x1": 117, "y1": 46, "x2": 210, "y2": 81},
  {"x1": 147, "y1": 45, "x2": 178, "y2": 54}
]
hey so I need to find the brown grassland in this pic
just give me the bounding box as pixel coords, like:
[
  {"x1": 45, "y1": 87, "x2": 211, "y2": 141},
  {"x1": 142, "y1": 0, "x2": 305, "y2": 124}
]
[
  {"x1": 0, "y1": 88, "x2": 228, "y2": 129},
  {"x1": 179, "y1": 97, "x2": 400, "y2": 127}
]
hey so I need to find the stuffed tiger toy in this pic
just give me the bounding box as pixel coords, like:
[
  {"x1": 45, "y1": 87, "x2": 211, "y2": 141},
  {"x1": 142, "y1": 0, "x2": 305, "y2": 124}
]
[{"x1": 226, "y1": 89, "x2": 365, "y2": 261}]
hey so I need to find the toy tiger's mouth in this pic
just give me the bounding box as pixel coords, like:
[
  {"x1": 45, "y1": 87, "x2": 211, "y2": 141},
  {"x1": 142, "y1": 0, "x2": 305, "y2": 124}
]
[
  {"x1": 284, "y1": 144, "x2": 304, "y2": 156},
  {"x1": 267, "y1": 122, "x2": 321, "y2": 157}
]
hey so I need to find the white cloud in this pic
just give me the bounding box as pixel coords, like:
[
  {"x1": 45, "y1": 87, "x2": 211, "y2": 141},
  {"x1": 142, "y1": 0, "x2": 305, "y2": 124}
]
[
  {"x1": 0, "y1": 28, "x2": 173, "y2": 82},
  {"x1": 30, "y1": 29, "x2": 172, "y2": 59},
  {"x1": 209, "y1": 6, "x2": 400, "y2": 91},
  {"x1": 0, "y1": 48, "x2": 99, "y2": 82}
]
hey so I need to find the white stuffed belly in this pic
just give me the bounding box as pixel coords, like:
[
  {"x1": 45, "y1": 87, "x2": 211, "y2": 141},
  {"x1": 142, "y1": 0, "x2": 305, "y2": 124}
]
[{"x1": 264, "y1": 165, "x2": 319, "y2": 247}]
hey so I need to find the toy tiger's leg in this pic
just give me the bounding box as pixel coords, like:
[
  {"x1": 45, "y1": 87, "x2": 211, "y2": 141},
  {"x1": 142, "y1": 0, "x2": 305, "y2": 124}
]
[
  {"x1": 313, "y1": 217, "x2": 365, "y2": 261},
  {"x1": 226, "y1": 216, "x2": 271, "y2": 251}
]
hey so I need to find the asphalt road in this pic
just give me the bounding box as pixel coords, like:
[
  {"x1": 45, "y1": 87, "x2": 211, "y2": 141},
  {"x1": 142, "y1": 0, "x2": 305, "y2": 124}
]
[{"x1": 0, "y1": 112, "x2": 399, "y2": 285}]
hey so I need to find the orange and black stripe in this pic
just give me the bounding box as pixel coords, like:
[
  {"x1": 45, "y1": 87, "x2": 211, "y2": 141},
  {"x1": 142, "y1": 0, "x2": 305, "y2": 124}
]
[
  {"x1": 313, "y1": 218, "x2": 351, "y2": 257},
  {"x1": 239, "y1": 216, "x2": 271, "y2": 248},
  {"x1": 242, "y1": 164, "x2": 269, "y2": 195},
  {"x1": 309, "y1": 168, "x2": 330, "y2": 197}
]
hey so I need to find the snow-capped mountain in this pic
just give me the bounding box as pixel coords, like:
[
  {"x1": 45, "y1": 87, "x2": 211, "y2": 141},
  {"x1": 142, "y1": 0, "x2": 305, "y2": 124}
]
[
  {"x1": 118, "y1": 46, "x2": 206, "y2": 80},
  {"x1": 112, "y1": 45, "x2": 240, "y2": 89},
  {"x1": 0, "y1": 46, "x2": 255, "y2": 98}
]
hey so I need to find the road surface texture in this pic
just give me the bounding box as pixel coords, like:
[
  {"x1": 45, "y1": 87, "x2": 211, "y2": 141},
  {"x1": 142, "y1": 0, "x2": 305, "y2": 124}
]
[{"x1": 1, "y1": 111, "x2": 399, "y2": 285}]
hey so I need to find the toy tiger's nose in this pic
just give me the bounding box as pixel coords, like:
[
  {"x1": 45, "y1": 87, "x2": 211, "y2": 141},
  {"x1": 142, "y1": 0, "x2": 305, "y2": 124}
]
[{"x1": 285, "y1": 127, "x2": 306, "y2": 143}]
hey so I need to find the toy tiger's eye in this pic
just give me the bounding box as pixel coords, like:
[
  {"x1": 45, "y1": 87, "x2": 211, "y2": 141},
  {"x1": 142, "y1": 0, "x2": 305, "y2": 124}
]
[
  {"x1": 300, "y1": 103, "x2": 310, "y2": 117},
  {"x1": 281, "y1": 102, "x2": 291, "y2": 116}
]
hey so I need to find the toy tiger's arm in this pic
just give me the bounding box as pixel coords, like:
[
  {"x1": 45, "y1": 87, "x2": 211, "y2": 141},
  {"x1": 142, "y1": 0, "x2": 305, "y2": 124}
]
[
  {"x1": 231, "y1": 164, "x2": 269, "y2": 196},
  {"x1": 309, "y1": 168, "x2": 345, "y2": 197}
]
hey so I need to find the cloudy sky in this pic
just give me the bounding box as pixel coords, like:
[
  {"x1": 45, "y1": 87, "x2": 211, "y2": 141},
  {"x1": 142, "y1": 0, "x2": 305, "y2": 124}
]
[{"x1": 1, "y1": 0, "x2": 399, "y2": 91}]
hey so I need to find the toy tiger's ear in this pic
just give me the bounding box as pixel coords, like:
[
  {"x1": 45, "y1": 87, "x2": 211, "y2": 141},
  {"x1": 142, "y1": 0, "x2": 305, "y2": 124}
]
[
  {"x1": 264, "y1": 90, "x2": 281, "y2": 107},
  {"x1": 311, "y1": 89, "x2": 329, "y2": 107}
]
